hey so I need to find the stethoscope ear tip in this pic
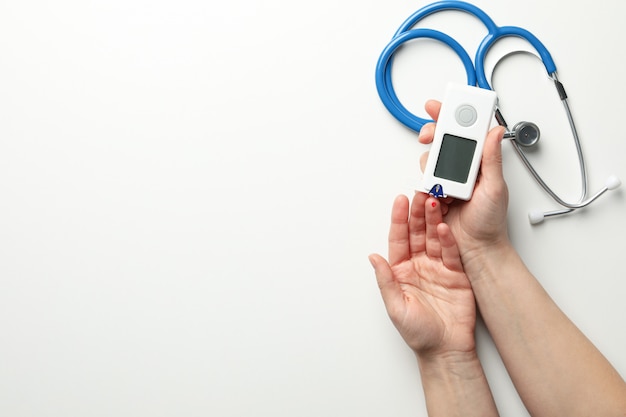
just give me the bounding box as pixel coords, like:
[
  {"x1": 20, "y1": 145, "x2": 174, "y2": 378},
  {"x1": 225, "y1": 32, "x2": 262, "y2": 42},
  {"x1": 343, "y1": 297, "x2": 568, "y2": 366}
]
[
  {"x1": 528, "y1": 175, "x2": 620, "y2": 225},
  {"x1": 605, "y1": 175, "x2": 621, "y2": 191},
  {"x1": 528, "y1": 210, "x2": 545, "y2": 225}
]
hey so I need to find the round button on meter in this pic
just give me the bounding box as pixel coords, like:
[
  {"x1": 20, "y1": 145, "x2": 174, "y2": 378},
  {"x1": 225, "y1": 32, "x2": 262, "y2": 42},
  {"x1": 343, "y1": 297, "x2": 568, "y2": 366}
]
[{"x1": 455, "y1": 104, "x2": 477, "y2": 127}]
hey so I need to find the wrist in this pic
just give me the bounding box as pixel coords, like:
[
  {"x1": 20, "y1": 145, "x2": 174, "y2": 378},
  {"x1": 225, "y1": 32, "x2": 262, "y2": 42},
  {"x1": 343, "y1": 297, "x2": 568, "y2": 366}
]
[
  {"x1": 415, "y1": 349, "x2": 500, "y2": 417},
  {"x1": 416, "y1": 349, "x2": 483, "y2": 380},
  {"x1": 459, "y1": 238, "x2": 516, "y2": 284}
]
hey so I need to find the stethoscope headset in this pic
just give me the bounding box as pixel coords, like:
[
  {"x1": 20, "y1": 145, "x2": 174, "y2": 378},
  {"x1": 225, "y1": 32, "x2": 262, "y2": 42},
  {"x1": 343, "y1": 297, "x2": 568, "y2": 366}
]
[{"x1": 375, "y1": 1, "x2": 621, "y2": 224}]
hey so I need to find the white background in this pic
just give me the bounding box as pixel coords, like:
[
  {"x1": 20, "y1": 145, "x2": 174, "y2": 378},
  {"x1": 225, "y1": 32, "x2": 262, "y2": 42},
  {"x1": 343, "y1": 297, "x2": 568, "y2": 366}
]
[{"x1": 0, "y1": 0, "x2": 624, "y2": 416}]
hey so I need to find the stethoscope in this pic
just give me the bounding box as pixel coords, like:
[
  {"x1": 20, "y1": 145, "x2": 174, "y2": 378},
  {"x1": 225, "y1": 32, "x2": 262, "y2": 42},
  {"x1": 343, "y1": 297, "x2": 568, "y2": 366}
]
[{"x1": 375, "y1": 1, "x2": 621, "y2": 224}]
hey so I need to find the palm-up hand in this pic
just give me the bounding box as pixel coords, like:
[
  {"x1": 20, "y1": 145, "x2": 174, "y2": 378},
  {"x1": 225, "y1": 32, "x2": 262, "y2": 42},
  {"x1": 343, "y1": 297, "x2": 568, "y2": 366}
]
[{"x1": 370, "y1": 192, "x2": 477, "y2": 357}]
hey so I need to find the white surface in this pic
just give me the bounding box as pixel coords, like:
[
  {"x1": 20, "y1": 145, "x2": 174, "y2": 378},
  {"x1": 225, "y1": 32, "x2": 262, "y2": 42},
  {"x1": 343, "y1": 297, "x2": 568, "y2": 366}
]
[{"x1": 0, "y1": 1, "x2": 624, "y2": 416}]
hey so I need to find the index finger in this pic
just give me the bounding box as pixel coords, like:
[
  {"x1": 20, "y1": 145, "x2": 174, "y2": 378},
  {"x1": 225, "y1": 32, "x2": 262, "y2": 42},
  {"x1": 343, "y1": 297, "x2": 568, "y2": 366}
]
[
  {"x1": 417, "y1": 100, "x2": 441, "y2": 145},
  {"x1": 425, "y1": 196, "x2": 443, "y2": 259},
  {"x1": 425, "y1": 100, "x2": 441, "y2": 121}
]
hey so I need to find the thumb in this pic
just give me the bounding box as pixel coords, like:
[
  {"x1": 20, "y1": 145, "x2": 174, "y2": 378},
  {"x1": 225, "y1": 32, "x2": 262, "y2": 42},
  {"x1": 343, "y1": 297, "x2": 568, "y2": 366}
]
[
  {"x1": 369, "y1": 254, "x2": 403, "y2": 313},
  {"x1": 480, "y1": 126, "x2": 506, "y2": 182}
]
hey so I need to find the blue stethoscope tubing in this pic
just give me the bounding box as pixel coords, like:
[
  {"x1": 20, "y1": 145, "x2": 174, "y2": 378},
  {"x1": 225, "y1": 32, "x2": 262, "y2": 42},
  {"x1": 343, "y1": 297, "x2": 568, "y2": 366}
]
[
  {"x1": 375, "y1": 0, "x2": 556, "y2": 132},
  {"x1": 375, "y1": 1, "x2": 621, "y2": 224}
]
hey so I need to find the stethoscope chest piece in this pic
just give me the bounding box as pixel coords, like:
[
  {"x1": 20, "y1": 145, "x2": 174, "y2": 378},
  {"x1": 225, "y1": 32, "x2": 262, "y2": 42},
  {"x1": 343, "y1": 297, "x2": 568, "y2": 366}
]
[{"x1": 509, "y1": 121, "x2": 540, "y2": 147}]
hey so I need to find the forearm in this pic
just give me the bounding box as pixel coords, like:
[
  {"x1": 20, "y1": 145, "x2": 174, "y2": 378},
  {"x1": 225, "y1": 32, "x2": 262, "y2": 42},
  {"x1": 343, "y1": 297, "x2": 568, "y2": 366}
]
[
  {"x1": 417, "y1": 351, "x2": 499, "y2": 417},
  {"x1": 464, "y1": 243, "x2": 626, "y2": 416}
]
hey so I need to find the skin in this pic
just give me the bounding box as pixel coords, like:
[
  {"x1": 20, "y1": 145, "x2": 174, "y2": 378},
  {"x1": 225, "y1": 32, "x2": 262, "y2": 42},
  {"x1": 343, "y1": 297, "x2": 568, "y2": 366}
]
[
  {"x1": 417, "y1": 100, "x2": 510, "y2": 258},
  {"x1": 369, "y1": 192, "x2": 499, "y2": 417},
  {"x1": 391, "y1": 100, "x2": 626, "y2": 416}
]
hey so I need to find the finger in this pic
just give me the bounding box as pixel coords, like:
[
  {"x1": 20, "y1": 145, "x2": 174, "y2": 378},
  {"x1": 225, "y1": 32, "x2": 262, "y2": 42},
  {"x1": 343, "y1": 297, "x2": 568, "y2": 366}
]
[
  {"x1": 440, "y1": 200, "x2": 449, "y2": 217},
  {"x1": 408, "y1": 191, "x2": 428, "y2": 256},
  {"x1": 437, "y1": 223, "x2": 463, "y2": 272},
  {"x1": 425, "y1": 100, "x2": 442, "y2": 121},
  {"x1": 418, "y1": 122, "x2": 436, "y2": 144},
  {"x1": 425, "y1": 196, "x2": 443, "y2": 259},
  {"x1": 480, "y1": 126, "x2": 506, "y2": 183},
  {"x1": 369, "y1": 254, "x2": 404, "y2": 318},
  {"x1": 388, "y1": 195, "x2": 410, "y2": 266}
]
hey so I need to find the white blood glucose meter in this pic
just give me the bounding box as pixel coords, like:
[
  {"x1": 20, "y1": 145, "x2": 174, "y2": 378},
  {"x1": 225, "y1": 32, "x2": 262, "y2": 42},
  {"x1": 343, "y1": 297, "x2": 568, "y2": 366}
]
[{"x1": 422, "y1": 83, "x2": 497, "y2": 200}]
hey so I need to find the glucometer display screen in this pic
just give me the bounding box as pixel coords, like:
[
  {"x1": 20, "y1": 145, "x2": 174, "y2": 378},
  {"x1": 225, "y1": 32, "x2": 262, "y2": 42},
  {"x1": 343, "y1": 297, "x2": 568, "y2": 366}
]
[{"x1": 434, "y1": 134, "x2": 477, "y2": 183}]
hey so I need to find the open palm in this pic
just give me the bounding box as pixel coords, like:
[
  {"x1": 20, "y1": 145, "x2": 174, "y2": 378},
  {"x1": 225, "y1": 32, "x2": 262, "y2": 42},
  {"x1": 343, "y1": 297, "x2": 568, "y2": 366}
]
[{"x1": 370, "y1": 192, "x2": 477, "y2": 356}]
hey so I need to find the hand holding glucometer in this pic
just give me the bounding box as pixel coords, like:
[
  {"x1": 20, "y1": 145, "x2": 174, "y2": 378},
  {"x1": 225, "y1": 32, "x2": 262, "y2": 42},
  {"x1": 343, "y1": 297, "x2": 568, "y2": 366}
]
[{"x1": 421, "y1": 83, "x2": 497, "y2": 201}]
